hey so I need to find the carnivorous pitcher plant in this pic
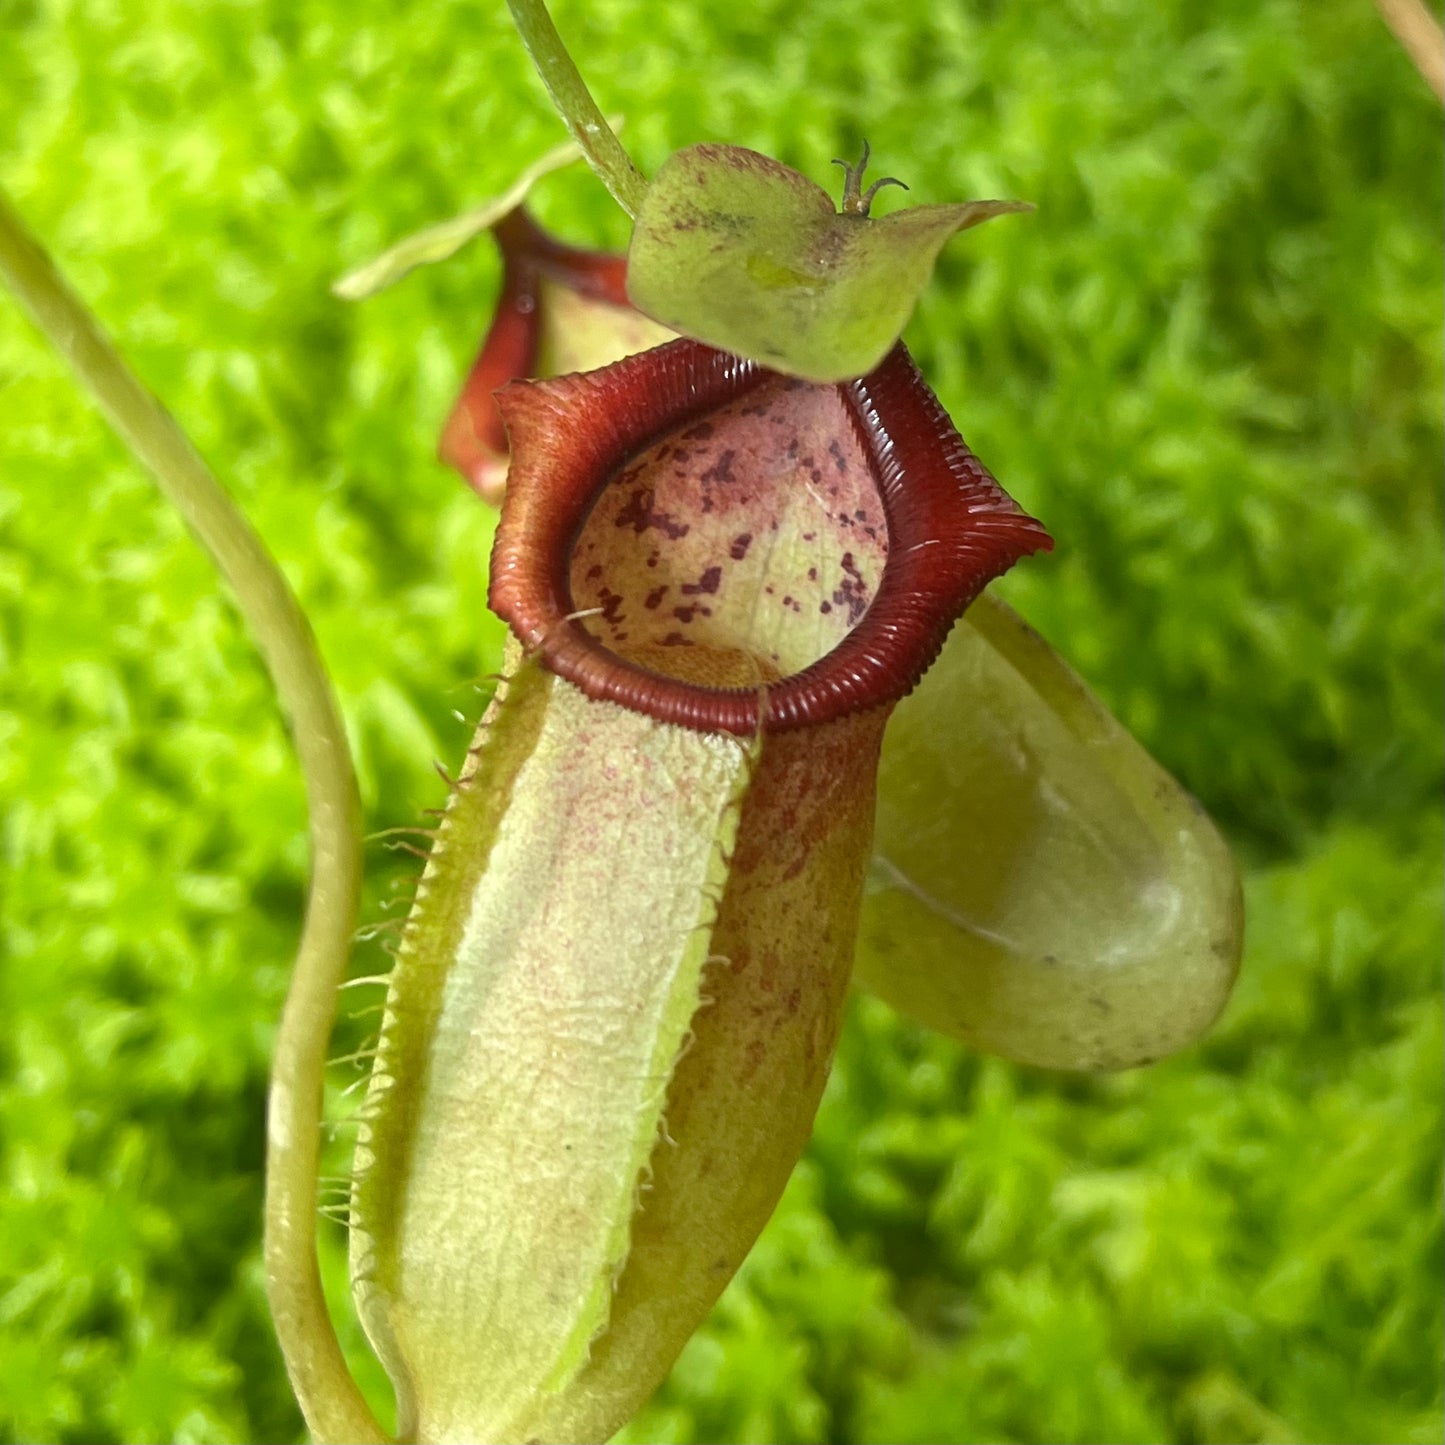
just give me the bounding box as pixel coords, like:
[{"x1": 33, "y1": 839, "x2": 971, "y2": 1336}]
[{"x1": 0, "y1": 1, "x2": 1242, "y2": 1440}]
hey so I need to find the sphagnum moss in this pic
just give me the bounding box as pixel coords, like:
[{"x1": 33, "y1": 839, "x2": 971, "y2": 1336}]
[{"x1": 0, "y1": 0, "x2": 1439, "y2": 1441}]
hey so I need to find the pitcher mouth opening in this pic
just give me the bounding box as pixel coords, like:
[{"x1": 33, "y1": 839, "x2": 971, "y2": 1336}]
[{"x1": 489, "y1": 337, "x2": 1051, "y2": 735}]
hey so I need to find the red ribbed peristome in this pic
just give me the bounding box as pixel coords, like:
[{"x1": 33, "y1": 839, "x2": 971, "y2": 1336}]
[
  {"x1": 489, "y1": 337, "x2": 1051, "y2": 734},
  {"x1": 439, "y1": 211, "x2": 632, "y2": 499}
]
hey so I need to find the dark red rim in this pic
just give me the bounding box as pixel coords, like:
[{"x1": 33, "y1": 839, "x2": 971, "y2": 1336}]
[
  {"x1": 440, "y1": 211, "x2": 632, "y2": 478},
  {"x1": 489, "y1": 337, "x2": 1051, "y2": 734}
]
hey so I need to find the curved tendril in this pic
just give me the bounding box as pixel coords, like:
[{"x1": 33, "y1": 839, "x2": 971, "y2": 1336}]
[
  {"x1": 0, "y1": 185, "x2": 383, "y2": 1445},
  {"x1": 504, "y1": 0, "x2": 649, "y2": 217}
]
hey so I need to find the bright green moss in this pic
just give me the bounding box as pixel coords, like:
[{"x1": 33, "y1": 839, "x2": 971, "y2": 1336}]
[{"x1": 1, "y1": 0, "x2": 1440, "y2": 1441}]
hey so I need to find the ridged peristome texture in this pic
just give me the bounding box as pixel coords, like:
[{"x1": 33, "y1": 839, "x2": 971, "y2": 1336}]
[
  {"x1": 490, "y1": 337, "x2": 1050, "y2": 733},
  {"x1": 439, "y1": 211, "x2": 667, "y2": 504}
]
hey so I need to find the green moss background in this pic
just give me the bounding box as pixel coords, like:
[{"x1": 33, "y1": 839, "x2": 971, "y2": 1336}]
[{"x1": 1, "y1": 0, "x2": 1441, "y2": 1440}]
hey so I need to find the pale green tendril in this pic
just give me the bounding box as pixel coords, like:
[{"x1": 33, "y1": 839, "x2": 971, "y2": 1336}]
[
  {"x1": 505, "y1": 0, "x2": 649, "y2": 217},
  {"x1": 0, "y1": 185, "x2": 385, "y2": 1445}
]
